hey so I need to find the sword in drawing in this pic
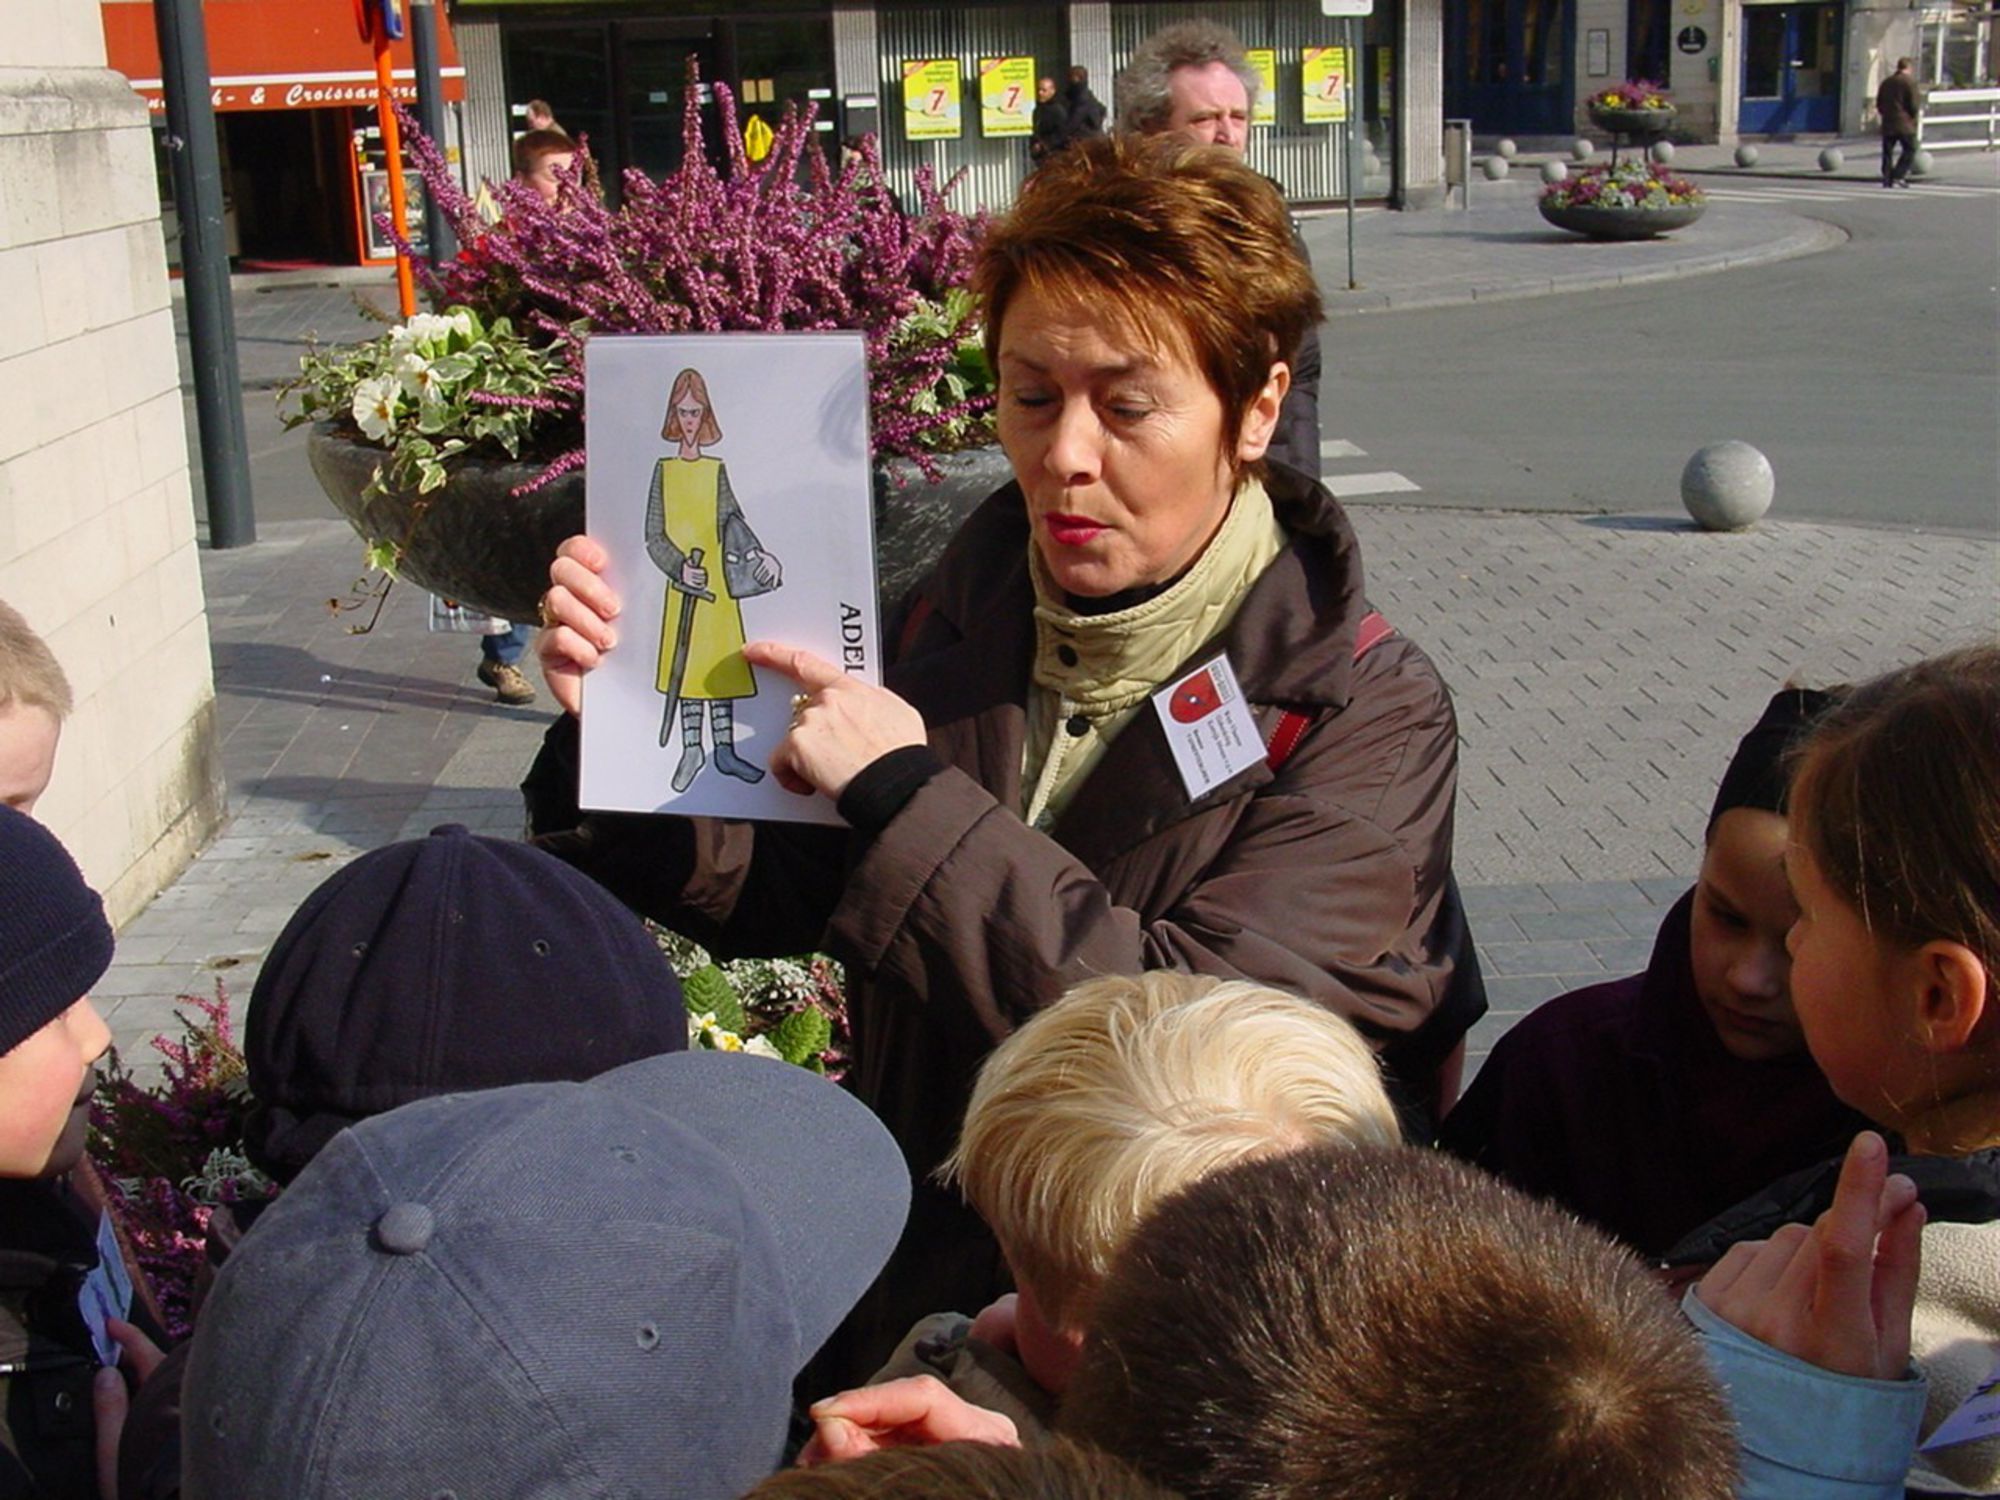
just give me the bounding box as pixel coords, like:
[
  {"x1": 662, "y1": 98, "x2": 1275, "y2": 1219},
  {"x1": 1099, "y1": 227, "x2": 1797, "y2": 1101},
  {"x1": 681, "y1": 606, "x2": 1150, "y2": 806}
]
[{"x1": 658, "y1": 547, "x2": 717, "y2": 748}]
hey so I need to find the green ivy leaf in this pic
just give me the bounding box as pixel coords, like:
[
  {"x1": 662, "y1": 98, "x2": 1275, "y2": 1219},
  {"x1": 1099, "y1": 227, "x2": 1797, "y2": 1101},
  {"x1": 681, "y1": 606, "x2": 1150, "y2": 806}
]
[
  {"x1": 363, "y1": 539, "x2": 401, "y2": 574},
  {"x1": 768, "y1": 1005, "x2": 832, "y2": 1067},
  {"x1": 682, "y1": 964, "x2": 746, "y2": 1035}
]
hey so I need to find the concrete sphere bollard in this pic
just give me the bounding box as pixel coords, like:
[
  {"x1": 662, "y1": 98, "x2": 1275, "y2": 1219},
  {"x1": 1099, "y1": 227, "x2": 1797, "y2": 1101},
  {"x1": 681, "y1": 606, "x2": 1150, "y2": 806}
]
[
  {"x1": 1681, "y1": 441, "x2": 1775, "y2": 531},
  {"x1": 1650, "y1": 140, "x2": 1675, "y2": 165},
  {"x1": 1541, "y1": 160, "x2": 1569, "y2": 185},
  {"x1": 1734, "y1": 144, "x2": 1760, "y2": 168},
  {"x1": 1497, "y1": 138, "x2": 1519, "y2": 160},
  {"x1": 1572, "y1": 138, "x2": 1596, "y2": 162},
  {"x1": 1483, "y1": 156, "x2": 1511, "y2": 181},
  {"x1": 1818, "y1": 146, "x2": 1844, "y2": 172},
  {"x1": 1912, "y1": 148, "x2": 1934, "y2": 176}
]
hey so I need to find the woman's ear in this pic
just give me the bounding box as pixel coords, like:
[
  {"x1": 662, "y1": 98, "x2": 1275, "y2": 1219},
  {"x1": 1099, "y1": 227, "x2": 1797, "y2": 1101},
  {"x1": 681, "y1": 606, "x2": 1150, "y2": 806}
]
[
  {"x1": 1913, "y1": 939, "x2": 1990, "y2": 1054},
  {"x1": 1234, "y1": 361, "x2": 1292, "y2": 465}
]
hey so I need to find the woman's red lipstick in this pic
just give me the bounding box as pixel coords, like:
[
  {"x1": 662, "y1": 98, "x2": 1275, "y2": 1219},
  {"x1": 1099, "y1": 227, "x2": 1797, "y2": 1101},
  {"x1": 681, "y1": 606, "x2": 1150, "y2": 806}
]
[{"x1": 1045, "y1": 513, "x2": 1106, "y2": 546}]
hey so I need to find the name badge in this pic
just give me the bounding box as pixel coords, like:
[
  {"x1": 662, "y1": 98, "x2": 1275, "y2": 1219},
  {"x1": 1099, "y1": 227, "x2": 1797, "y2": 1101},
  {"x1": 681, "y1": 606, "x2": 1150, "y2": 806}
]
[{"x1": 1153, "y1": 654, "x2": 1265, "y2": 801}]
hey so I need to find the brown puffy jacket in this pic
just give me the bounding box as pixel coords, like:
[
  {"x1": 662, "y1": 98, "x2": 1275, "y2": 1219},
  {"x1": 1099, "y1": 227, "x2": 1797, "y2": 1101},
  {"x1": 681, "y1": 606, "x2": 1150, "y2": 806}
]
[{"x1": 526, "y1": 465, "x2": 1485, "y2": 1377}]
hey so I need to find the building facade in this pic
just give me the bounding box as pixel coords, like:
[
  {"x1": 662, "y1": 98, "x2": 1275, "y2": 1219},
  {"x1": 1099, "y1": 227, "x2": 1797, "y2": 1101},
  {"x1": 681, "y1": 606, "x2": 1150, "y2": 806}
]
[
  {"x1": 3, "y1": 0, "x2": 225, "y2": 925},
  {"x1": 447, "y1": 0, "x2": 1448, "y2": 211},
  {"x1": 1447, "y1": 0, "x2": 1952, "y2": 143},
  {"x1": 101, "y1": 0, "x2": 467, "y2": 267}
]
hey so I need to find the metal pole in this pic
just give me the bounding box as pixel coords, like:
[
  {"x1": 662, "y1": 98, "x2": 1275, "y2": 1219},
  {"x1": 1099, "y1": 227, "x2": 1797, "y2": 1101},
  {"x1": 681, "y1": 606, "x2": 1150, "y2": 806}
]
[
  {"x1": 409, "y1": 0, "x2": 456, "y2": 263},
  {"x1": 154, "y1": 0, "x2": 255, "y2": 548},
  {"x1": 372, "y1": 35, "x2": 419, "y2": 317},
  {"x1": 1345, "y1": 17, "x2": 1358, "y2": 290}
]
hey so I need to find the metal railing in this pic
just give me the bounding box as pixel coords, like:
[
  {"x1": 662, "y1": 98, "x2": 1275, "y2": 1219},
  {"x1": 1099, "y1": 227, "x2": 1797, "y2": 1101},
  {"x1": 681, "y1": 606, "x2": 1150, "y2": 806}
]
[{"x1": 1919, "y1": 87, "x2": 2000, "y2": 152}]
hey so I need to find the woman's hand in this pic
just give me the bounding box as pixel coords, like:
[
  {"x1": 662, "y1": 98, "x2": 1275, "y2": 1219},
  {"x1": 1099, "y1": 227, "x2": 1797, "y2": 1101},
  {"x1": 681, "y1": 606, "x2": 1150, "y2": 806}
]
[
  {"x1": 537, "y1": 535, "x2": 623, "y2": 718},
  {"x1": 743, "y1": 642, "x2": 926, "y2": 801}
]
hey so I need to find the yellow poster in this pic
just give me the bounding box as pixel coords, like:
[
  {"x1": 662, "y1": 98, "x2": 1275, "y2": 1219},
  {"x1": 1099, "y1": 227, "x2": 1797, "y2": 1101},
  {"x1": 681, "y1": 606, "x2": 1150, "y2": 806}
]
[
  {"x1": 902, "y1": 58, "x2": 962, "y2": 140},
  {"x1": 1246, "y1": 49, "x2": 1277, "y2": 127},
  {"x1": 979, "y1": 56, "x2": 1035, "y2": 138},
  {"x1": 1302, "y1": 46, "x2": 1350, "y2": 125}
]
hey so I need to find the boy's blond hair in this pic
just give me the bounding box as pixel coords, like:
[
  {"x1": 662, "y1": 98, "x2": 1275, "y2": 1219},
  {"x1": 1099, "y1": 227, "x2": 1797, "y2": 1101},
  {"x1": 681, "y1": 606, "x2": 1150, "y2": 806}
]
[
  {"x1": 0, "y1": 601, "x2": 73, "y2": 719},
  {"x1": 942, "y1": 972, "x2": 1399, "y2": 1331}
]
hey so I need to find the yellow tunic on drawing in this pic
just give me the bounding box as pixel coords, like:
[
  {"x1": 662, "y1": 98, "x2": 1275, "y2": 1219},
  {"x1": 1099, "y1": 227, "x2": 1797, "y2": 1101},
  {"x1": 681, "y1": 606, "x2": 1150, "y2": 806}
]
[{"x1": 653, "y1": 457, "x2": 756, "y2": 700}]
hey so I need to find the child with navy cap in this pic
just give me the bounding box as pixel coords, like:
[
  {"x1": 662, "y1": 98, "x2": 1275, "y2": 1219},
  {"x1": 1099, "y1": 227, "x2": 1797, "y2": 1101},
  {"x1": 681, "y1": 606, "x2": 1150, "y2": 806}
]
[{"x1": 0, "y1": 803, "x2": 141, "y2": 1498}]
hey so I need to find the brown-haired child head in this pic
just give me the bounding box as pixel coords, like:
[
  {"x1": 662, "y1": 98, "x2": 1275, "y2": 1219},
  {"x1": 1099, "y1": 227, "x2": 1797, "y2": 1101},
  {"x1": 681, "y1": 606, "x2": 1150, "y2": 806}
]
[
  {"x1": 1061, "y1": 1141, "x2": 1739, "y2": 1500},
  {"x1": 1783, "y1": 644, "x2": 2000, "y2": 1154}
]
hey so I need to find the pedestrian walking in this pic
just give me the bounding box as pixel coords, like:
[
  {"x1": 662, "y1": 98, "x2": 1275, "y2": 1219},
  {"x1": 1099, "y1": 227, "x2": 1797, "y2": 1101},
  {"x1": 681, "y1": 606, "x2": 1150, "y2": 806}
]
[
  {"x1": 1062, "y1": 66, "x2": 1106, "y2": 144},
  {"x1": 1030, "y1": 78, "x2": 1068, "y2": 165},
  {"x1": 1877, "y1": 57, "x2": 1920, "y2": 187}
]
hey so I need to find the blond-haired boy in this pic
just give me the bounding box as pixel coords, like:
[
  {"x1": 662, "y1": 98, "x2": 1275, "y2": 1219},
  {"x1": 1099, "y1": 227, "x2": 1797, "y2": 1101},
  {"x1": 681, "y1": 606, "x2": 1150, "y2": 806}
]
[
  {"x1": 832, "y1": 972, "x2": 1398, "y2": 1445},
  {"x1": 0, "y1": 600, "x2": 74, "y2": 813}
]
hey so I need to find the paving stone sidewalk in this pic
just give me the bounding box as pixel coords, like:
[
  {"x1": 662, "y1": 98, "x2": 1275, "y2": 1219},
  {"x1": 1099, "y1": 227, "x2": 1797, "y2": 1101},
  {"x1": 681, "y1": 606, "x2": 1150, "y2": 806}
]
[{"x1": 95, "y1": 509, "x2": 1998, "y2": 1079}]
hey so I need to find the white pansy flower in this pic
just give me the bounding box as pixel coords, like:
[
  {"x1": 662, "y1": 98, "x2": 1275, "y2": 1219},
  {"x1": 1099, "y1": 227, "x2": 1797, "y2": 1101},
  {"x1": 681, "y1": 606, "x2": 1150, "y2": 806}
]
[
  {"x1": 394, "y1": 350, "x2": 439, "y2": 401},
  {"x1": 352, "y1": 376, "x2": 401, "y2": 441},
  {"x1": 388, "y1": 312, "x2": 455, "y2": 357}
]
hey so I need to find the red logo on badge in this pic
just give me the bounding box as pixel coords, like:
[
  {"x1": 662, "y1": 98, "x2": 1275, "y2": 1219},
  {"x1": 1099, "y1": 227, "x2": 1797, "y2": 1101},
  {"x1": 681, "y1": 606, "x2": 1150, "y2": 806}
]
[{"x1": 1170, "y1": 668, "x2": 1222, "y2": 723}]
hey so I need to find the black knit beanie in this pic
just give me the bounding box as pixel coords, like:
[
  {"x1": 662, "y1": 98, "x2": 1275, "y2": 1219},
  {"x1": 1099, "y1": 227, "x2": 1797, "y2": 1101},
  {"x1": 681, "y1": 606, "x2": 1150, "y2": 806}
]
[
  {"x1": 1708, "y1": 686, "x2": 1844, "y2": 831},
  {"x1": 243, "y1": 824, "x2": 688, "y2": 1181},
  {"x1": 0, "y1": 804, "x2": 114, "y2": 1054}
]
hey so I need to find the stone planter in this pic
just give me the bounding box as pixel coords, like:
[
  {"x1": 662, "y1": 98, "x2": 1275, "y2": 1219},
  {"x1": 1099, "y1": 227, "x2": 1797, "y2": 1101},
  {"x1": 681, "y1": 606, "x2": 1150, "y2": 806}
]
[
  {"x1": 1587, "y1": 103, "x2": 1676, "y2": 138},
  {"x1": 872, "y1": 445, "x2": 1015, "y2": 618},
  {"x1": 1537, "y1": 200, "x2": 1706, "y2": 240},
  {"x1": 309, "y1": 424, "x2": 1014, "y2": 625},
  {"x1": 308, "y1": 422, "x2": 582, "y2": 622}
]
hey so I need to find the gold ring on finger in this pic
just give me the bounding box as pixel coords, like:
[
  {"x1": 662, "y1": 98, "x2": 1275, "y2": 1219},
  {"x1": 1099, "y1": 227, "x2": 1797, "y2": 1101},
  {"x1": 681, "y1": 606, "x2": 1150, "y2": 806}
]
[
  {"x1": 536, "y1": 595, "x2": 558, "y2": 630},
  {"x1": 790, "y1": 691, "x2": 811, "y2": 727}
]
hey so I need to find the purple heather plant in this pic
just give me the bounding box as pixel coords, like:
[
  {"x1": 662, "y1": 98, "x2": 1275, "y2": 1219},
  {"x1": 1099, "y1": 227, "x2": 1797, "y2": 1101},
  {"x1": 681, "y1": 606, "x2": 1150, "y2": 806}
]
[
  {"x1": 391, "y1": 60, "x2": 992, "y2": 484},
  {"x1": 89, "y1": 984, "x2": 273, "y2": 1339}
]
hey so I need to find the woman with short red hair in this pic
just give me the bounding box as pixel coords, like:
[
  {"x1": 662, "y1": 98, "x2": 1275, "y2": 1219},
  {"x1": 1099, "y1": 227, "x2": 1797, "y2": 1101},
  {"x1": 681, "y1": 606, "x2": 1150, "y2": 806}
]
[{"x1": 530, "y1": 134, "x2": 1485, "y2": 1380}]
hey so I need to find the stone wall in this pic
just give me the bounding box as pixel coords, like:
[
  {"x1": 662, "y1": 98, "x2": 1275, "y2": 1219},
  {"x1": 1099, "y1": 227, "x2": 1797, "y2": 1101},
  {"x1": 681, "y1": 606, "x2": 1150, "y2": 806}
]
[{"x1": 0, "y1": 0, "x2": 224, "y2": 925}]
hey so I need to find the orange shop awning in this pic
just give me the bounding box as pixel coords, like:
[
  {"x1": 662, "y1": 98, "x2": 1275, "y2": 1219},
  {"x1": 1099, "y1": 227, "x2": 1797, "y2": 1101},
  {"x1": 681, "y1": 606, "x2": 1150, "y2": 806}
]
[{"x1": 101, "y1": 0, "x2": 466, "y2": 113}]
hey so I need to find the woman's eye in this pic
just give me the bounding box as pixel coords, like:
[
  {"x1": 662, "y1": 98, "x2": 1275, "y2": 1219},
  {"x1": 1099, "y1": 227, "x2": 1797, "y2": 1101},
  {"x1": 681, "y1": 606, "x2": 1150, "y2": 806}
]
[
  {"x1": 1106, "y1": 401, "x2": 1153, "y2": 422},
  {"x1": 1009, "y1": 391, "x2": 1054, "y2": 409}
]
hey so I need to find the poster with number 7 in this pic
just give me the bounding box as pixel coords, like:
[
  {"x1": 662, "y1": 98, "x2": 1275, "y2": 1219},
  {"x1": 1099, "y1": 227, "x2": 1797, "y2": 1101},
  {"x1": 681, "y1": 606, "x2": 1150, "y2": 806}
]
[{"x1": 903, "y1": 58, "x2": 963, "y2": 140}]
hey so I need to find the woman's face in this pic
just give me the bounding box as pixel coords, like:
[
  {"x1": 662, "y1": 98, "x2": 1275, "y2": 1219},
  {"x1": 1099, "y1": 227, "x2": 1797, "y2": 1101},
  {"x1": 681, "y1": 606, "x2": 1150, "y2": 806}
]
[
  {"x1": 673, "y1": 396, "x2": 706, "y2": 445},
  {"x1": 996, "y1": 285, "x2": 1281, "y2": 599}
]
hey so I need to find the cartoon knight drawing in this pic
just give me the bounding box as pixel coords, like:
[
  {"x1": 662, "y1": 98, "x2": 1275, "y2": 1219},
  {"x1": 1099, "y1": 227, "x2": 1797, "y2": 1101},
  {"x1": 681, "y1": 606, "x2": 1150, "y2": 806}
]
[{"x1": 648, "y1": 367, "x2": 783, "y2": 791}]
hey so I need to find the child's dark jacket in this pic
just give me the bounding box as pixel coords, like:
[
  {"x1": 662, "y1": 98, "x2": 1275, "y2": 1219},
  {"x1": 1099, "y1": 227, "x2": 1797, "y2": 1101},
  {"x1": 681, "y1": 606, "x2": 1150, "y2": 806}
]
[
  {"x1": 1, "y1": 1180, "x2": 111, "y2": 1499},
  {"x1": 1441, "y1": 891, "x2": 1868, "y2": 1257}
]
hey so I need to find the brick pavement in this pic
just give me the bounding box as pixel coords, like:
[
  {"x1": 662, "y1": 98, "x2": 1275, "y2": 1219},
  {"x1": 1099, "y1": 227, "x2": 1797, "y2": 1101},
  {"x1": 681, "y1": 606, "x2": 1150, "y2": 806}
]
[
  {"x1": 94, "y1": 508, "x2": 1998, "y2": 1079},
  {"x1": 114, "y1": 176, "x2": 1998, "y2": 1079}
]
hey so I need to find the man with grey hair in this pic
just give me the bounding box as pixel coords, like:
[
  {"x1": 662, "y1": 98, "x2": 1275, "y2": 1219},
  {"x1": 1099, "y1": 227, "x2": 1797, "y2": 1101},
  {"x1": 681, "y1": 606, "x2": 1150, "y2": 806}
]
[{"x1": 1114, "y1": 21, "x2": 1321, "y2": 477}]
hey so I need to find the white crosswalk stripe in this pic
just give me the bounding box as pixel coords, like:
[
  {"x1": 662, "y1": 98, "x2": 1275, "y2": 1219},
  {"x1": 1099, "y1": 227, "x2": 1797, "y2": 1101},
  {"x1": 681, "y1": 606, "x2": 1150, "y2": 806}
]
[
  {"x1": 1323, "y1": 470, "x2": 1423, "y2": 498},
  {"x1": 1703, "y1": 182, "x2": 1999, "y2": 202}
]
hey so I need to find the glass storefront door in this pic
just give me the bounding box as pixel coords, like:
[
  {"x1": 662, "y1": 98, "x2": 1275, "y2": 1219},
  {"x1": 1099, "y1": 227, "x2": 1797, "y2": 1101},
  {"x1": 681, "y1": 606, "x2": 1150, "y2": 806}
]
[
  {"x1": 502, "y1": 14, "x2": 833, "y2": 201},
  {"x1": 1445, "y1": 0, "x2": 1573, "y2": 137},
  {"x1": 1740, "y1": 4, "x2": 1843, "y2": 134}
]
